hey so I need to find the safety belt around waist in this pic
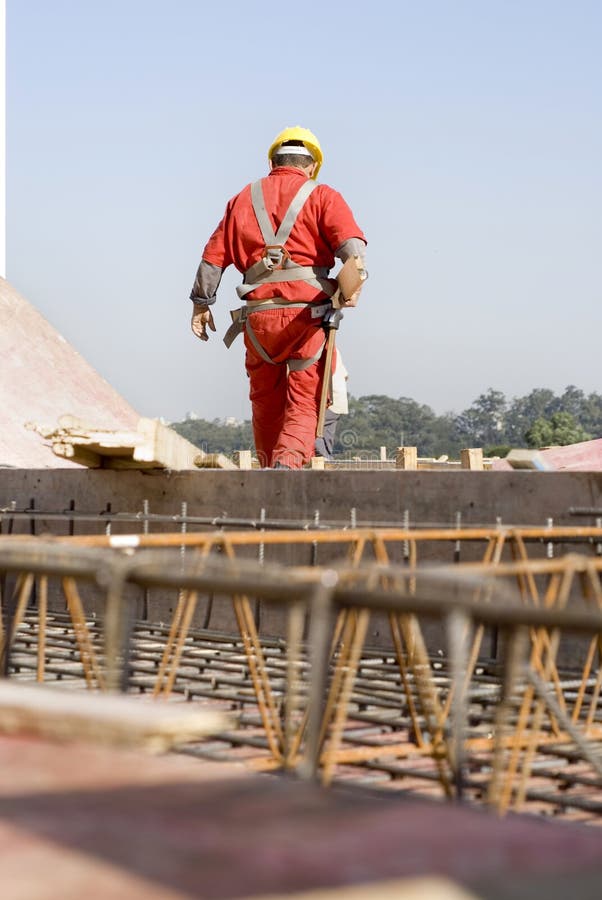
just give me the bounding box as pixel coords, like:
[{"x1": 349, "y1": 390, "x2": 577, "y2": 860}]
[
  {"x1": 236, "y1": 264, "x2": 334, "y2": 300},
  {"x1": 223, "y1": 299, "x2": 330, "y2": 371}
]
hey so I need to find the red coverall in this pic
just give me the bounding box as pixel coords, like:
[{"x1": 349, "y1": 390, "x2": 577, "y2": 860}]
[{"x1": 197, "y1": 166, "x2": 365, "y2": 468}]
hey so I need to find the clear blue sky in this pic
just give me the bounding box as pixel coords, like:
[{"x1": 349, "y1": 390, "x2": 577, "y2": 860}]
[{"x1": 7, "y1": 0, "x2": 602, "y2": 423}]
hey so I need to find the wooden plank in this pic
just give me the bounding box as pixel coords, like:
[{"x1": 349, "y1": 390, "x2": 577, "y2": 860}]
[
  {"x1": 51, "y1": 443, "x2": 104, "y2": 468},
  {"x1": 234, "y1": 450, "x2": 253, "y2": 470},
  {"x1": 194, "y1": 452, "x2": 237, "y2": 470},
  {"x1": 133, "y1": 418, "x2": 200, "y2": 469},
  {"x1": 29, "y1": 416, "x2": 238, "y2": 471},
  {"x1": 417, "y1": 459, "x2": 462, "y2": 470},
  {"x1": 0, "y1": 682, "x2": 231, "y2": 752},
  {"x1": 395, "y1": 447, "x2": 417, "y2": 470},
  {"x1": 504, "y1": 449, "x2": 551, "y2": 471},
  {"x1": 461, "y1": 448, "x2": 484, "y2": 470}
]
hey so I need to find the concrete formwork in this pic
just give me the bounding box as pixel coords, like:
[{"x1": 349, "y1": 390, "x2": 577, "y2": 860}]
[
  {"x1": 2, "y1": 469, "x2": 602, "y2": 652},
  {"x1": 2, "y1": 469, "x2": 602, "y2": 529}
]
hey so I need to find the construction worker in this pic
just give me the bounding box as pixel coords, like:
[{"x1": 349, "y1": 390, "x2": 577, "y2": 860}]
[{"x1": 189, "y1": 126, "x2": 367, "y2": 469}]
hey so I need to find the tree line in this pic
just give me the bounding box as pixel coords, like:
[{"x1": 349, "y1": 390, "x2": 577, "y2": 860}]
[{"x1": 172, "y1": 385, "x2": 602, "y2": 459}]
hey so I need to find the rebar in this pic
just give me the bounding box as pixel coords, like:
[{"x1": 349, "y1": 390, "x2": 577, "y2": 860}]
[{"x1": 1, "y1": 536, "x2": 602, "y2": 824}]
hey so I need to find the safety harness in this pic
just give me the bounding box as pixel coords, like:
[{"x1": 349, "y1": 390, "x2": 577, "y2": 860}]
[{"x1": 223, "y1": 179, "x2": 336, "y2": 372}]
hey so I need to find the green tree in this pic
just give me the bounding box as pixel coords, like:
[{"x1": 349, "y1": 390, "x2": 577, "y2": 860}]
[
  {"x1": 169, "y1": 383, "x2": 601, "y2": 462},
  {"x1": 456, "y1": 389, "x2": 508, "y2": 447},
  {"x1": 553, "y1": 385, "x2": 586, "y2": 420},
  {"x1": 525, "y1": 412, "x2": 592, "y2": 448},
  {"x1": 506, "y1": 388, "x2": 556, "y2": 444},
  {"x1": 553, "y1": 386, "x2": 602, "y2": 438},
  {"x1": 173, "y1": 418, "x2": 255, "y2": 456},
  {"x1": 579, "y1": 392, "x2": 602, "y2": 438},
  {"x1": 335, "y1": 395, "x2": 460, "y2": 458}
]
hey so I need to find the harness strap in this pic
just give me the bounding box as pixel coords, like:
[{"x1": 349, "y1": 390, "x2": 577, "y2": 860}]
[
  {"x1": 236, "y1": 265, "x2": 334, "y2": 300},
  {"x1": 223, "y1": 179, "x2": 331, "y2": 369},
  {"x1": 245, "y1": 299, "x2": 331, "y2": 315},
  {"x1": 223, "y1": 298, "x2": 330, "y2": 372},
  {"x1": 239, "y1": 179, "x2": 335, "y2": 300},
  {"x1": 223, "y1": 300, "x2": 318, "y2": 348},
  {"x1": 287, "y1": 340, "x2": 327, "y2": 372},
  {"x1": 251, "y1": 179, "x2": 317, "y2": 246},
  {"x1": 245, "y1": 317, "x2": 276, "y2": 365},
  {"x1": 273, "y1": 180, "x2": 317, "y2": 244},
  {"x1": 245, "y1": 315, "x2": 326, "y2": 371}
]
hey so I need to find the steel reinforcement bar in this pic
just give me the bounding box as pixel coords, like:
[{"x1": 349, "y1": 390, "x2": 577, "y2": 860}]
[{"x1": 1, "y1": 539, "x2": 602, "y2": 817}]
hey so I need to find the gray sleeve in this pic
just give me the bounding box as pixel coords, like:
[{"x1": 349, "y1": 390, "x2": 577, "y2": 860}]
[
  {"x1": 335, "y1": 238, "x2": 367, "y2": 265},
  {"x1": 190, "y1": 260, "x2": 224, "y2": 306}
]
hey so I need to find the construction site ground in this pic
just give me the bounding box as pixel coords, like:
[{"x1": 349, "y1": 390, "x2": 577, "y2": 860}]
[
  {"x1": 1, "y1": 597, "x2": 602, "y2": 899},
  {"x1": 3, "y1": 466, "x2": 602, "y2": 898},
  {"x1": 2, "y1": 726, "x2": 602, "y2": 900},
  {"x1": 6, "y1": 607, "x2": 602, "y2": 823}
]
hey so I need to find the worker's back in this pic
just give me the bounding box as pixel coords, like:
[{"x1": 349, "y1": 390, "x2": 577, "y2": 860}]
[{"x1": 202, "y1": 166, "x2": 362, "y2": 303}]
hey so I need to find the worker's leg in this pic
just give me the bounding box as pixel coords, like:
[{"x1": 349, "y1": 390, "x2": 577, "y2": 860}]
[
  {"x1": 245, "y1": 351, "x2": 287, "y2": 467},
  {"x1": 270, "y1": 357, "x2": 324, "y2": 467},
  {"x1": 245, "y1": 308, "x2": 326, "y2": 469}
]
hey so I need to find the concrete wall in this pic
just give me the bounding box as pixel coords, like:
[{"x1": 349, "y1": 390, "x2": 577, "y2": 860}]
[
  {"x1": 1, "y1": 469, "x2": 601, "y2": 663},
  {"x1": 2, "y1": 469, "x2": 601, "y2": 531}
]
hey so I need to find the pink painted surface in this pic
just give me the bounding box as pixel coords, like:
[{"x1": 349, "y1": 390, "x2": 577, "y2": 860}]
[
  {"x1": 491, "y1": 458, "x2": 518, "y2": 470},
  {"x1": 0, "y1": 278, "x2": 139, "y2": 467},
  {"x1": 0, "y1": 734, "x2": 602, "y2": 899},
  {"x1": 492, "y1": 439, "x2": 602, "y2": 471}
]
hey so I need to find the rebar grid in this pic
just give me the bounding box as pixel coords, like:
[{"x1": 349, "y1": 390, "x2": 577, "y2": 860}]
[
  {"x1": 4, "y1": 509, "x2": 602, "y2": 563},
  {"x1": 7, "y1": 607, "x2": 602, "y2": 824},
  {"x1": 2, "y1": 538, "x2": 602, "y2": 824}
]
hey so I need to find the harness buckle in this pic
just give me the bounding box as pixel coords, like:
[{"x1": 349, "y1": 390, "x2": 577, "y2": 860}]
[{"x1": 263, "y1": 245, "x2": 291, "y2": 270}]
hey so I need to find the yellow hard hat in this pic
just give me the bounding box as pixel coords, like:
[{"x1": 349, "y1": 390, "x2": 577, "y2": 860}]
[{"x1": 268, "y1": 126, "x2": 323, "y2": 179}]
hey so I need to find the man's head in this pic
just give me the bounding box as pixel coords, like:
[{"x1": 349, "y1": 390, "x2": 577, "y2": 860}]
[
  {"x1": 268, "y1": 126, "x2": 323, "y2": 179},
  {"x1": 271, "y1": 140, "x2": 316, "y2": 174}
]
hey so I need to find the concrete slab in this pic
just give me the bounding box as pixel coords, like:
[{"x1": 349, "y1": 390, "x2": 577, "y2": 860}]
[
  {"x1": 0, "y1": 735, "x2": 601, "y2": 900},
  {"x1": 0, "y1": 278, "x2": 139, "y2": 467},
  {"x1": 493, "y1": 439, "x2": 602, "y2": 472}
]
